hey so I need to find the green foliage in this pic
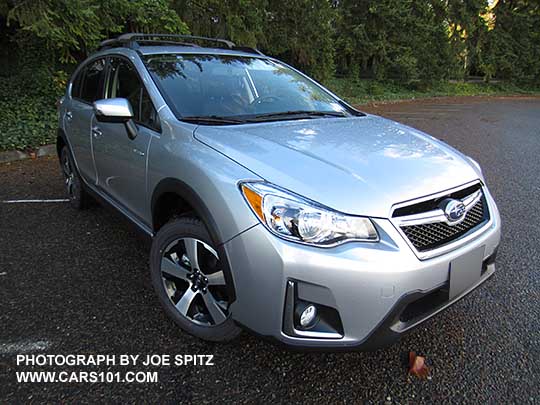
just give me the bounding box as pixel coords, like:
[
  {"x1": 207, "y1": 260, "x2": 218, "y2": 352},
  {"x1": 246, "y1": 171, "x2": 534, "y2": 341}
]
[
  {"x1": 2, "y1": 0, "x2": 539, "y2": 83},
  {"x1": 336, "y1": 0, "x2": 453, "y2": 84},
  {"x1": 174, "y1": 0, "x2": 336, "y2": 81},
  {"x1": 0, "y1": 0, "x2": 539, "y2": 151},
  {"x1": 173, "y1": 0, "x2": 267, "y2": 47},
  {"x1": 442, "y1": 0, "x2": 490, "y2": 78},
  {"x1": 128, "y1": 0, "x2": 189, "y2": 34},
  {"x1": 3, "y1": 0, "x2": 188, "y2": 62},
  {"x1": 0, "y1": 42, "x2": 62, "y2": 151},
  {"x1": 261, "y1": 0, "x2": 336, "y2": 82},
  {"x1": 0, "y1": 0, "x2": 189, "y2": 151},
  {"x1": 480, "y1": 0, "x2": 540, "y2": 84},
  {"x1": 325, "y1": 77, "x2": 540, "y2": 104},
  {"x1": 0, "y1": 90, "x2": 58, "y2": 151}
]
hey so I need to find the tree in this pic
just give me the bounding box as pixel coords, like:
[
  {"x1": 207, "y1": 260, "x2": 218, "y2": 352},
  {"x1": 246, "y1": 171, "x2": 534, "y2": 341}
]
[
  {"x1": 173, "y1": 0, "x2": 267, "y2": 47},
  {"x1": 479, "y1": 0, "x2": 540, "y2": 84},
  {"x1": 262, "y1": 0, "x2": 337, "y2": 81},
  {"x1": 335, "y1": 0, "x2": 453, "y2": 84},
  {"x1": 2, "y1": 0, "x2": 188, "y2": 62},
  {"x1": 1, "y1": 0, "x2": 539, "y2": 86},
  {"x1": 440, "y1": 0, "x2": 490, "y2": 78},
  {"x1": 176, "y1": 0, "x2": 338, "y2": 81}
]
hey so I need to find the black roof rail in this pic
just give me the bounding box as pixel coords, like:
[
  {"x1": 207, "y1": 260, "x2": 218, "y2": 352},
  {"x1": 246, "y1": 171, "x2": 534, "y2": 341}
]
[
  {"x1": 98, "y1": 33, "x2": 234, "y2": 51},
  {"x1": 231, "y1": 46, "x2": 266, "y2": 56},
  {"x1": 98, "y1": 33, "x2": 265, "y2": 56}
]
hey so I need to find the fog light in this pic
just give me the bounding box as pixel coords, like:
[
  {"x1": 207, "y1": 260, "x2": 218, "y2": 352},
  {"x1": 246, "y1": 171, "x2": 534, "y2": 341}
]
[{"x1": 300, "y1": 305, "x2": 317, "y2": 327}]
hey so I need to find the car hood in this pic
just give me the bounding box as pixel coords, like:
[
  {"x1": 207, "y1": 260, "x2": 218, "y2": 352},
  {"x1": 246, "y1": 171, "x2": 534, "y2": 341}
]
[{"x1": 194, "y1": 115, "x2": 480, "y2": 218}]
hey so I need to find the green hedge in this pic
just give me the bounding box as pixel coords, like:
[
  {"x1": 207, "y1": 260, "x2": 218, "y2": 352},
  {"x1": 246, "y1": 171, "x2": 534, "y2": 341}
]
[
  {"x1": 0, "y1": 67, "x2": 64, "y2": 151},
  {"x1": 326, "y1": 78, "x2": 540, "y2": 105}
]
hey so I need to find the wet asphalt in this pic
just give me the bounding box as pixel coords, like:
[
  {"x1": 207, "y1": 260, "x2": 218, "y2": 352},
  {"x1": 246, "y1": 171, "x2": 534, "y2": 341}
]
[{"x1": 1, "y1": 96, "x2": 539, "y2": 403}]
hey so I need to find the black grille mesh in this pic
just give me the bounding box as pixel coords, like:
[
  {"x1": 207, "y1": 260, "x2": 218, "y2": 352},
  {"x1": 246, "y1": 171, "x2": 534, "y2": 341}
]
[{"x1": 401, "y1": 199, "x2": 487, "y2": 252}]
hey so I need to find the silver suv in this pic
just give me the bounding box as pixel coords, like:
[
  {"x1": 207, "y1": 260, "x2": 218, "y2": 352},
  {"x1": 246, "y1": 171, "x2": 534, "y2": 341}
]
[{"x1": 58, "y1": 34, "x2": 501, "y2": 349}]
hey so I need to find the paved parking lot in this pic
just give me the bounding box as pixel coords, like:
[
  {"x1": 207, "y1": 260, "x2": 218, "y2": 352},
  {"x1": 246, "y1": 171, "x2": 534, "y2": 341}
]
[{"x1": 1, "y1": 96, "x2": 539, "y2": 403}]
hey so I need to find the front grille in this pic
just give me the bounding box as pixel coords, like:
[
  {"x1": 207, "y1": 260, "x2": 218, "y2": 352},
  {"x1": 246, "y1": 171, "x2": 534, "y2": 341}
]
[
  {"x1": 400, "y1": 198, "x2": 488, "y2": 252},
  {"x1": 393, "y1": 183, "x2": 482, "y2": 217}
]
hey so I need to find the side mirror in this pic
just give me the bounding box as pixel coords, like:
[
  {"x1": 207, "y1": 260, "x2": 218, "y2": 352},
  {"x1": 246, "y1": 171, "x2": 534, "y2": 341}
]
[
  {"x1": 93, "y1": 98, "x2": 134, "y2": 122},
  {"x1": 93, "y1": 98, "x2": 138, "y2": 140}
]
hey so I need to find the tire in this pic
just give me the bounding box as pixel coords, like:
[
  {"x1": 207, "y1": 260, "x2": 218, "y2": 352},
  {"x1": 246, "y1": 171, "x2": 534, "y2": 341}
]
[
  {"x1": 150, "y1": 216, "x2": 242, "y2": 342},
  {"x1": 59, "y1": 145, "x2": 90, "y2": 210}
]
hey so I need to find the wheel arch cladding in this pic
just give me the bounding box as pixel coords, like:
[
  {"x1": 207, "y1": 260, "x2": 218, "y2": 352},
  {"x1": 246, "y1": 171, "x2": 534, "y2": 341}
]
[
  {"x1": 151, "y1": 178, "x2": 219, "y2": 240},
  {"x1": 150, "y1": 177, "x2": 238, "y2": 302}
]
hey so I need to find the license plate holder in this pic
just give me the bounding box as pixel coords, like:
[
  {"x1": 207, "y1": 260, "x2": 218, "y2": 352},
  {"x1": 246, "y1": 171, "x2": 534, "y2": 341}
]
[{"x1": 449, "y1": 246, "x2": 484, "y2": 300}]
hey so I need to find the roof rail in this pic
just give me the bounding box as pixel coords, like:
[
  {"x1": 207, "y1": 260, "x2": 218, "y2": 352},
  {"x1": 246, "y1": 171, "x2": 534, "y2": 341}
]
[
  {"x1": 98, "y1": 33, "x2": 264, "y2": 56},
  {"x1": 99, "y1": 33, "x2": 235, "y2": 50},
  {"x1": 231, "y1": 46, "x2": 266, "y2": 56}
]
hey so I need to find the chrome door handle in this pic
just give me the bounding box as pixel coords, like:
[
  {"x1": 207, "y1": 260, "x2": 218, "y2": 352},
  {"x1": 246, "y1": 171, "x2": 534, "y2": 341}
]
[
  {"x1": 66, "y1": 111, "x2": 73, "y2": 122},
  {"x1": 92, "y1": 126, "x2": 103, "y2": 138}
]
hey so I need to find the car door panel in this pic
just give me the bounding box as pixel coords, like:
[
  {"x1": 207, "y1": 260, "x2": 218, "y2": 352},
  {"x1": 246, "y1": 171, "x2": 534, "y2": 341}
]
[
  {"x1": 92, "y1": 120, "x2": 153, "y2": 221},
  {"x1": 65, "y1": 100, "x2": 96, "y2": 183},
  {"x1": 92, "y1": 56, "x2": 159, "y2": 224},
  {"x1": 65, "y1": 58, "x2": 106, "y2": 184}
]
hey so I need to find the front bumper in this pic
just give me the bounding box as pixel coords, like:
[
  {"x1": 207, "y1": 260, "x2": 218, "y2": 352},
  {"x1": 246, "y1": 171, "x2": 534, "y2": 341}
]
[{"x1": 224, "y1": 189, "x2": 501, "y2": 350}]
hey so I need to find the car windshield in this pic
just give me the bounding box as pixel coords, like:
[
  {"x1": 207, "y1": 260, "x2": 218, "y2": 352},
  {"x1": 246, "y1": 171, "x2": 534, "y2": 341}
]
[{"x1": 143, "y1": 54, "x2": 354, "y2": 122}]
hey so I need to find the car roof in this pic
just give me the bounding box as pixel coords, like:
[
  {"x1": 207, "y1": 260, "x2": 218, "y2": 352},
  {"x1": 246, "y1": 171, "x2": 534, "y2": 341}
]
[
  {"x1": 96, "y1": 34, "x2": 267, "y2": 60},
  {"x1": 135, "y1": 45, "x2": 266, "y2": 59},
  {"x1": 93, "y1": 45, "x2": 268, "y2": 62}
]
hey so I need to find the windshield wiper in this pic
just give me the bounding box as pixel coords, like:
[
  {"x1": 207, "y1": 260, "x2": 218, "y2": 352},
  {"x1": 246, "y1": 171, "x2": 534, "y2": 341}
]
[
  {"x1": 181, "y1": 115, "x2": 247, "y2": 125},
  {"x1": 251, "y1": 110, "x2": 347, "y2": 121},
  {"x1": 181, "y1": 111, "x2": 347, "y2": 125}
]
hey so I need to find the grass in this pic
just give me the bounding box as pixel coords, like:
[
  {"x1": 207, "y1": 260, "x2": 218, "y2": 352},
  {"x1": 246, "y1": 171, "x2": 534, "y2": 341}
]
[{"x1": 324, "y1": 78, "x2": 540, "y2": 105}]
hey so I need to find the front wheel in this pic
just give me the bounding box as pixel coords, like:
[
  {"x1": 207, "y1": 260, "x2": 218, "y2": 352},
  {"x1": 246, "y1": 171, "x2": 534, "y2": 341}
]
[{"x1": 150, "y1": 217, "x2": 241, "y2": 342}]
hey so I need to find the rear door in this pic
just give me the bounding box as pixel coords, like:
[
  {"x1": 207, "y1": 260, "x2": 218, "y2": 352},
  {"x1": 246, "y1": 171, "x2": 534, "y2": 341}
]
[
  {"x1": 92, "y1": 56, "x2": 160, "y2": 222},
  {"x1": 64, "y1": 58, "x2": 106, "y2": 184}
]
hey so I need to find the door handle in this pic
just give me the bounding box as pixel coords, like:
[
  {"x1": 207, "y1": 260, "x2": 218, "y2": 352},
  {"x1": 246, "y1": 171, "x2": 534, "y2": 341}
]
[
  {"x1": 66, "y1": 111, "x2": 73, "y2": 122},
  {"x1": 92, "y1": 126, "x2": 103, "y2": 138}
]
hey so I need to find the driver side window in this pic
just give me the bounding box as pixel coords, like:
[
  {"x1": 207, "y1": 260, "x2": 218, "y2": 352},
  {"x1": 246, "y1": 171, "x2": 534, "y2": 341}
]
[{"x1": 106, "y1": 57, "x2": 160, "y2": 131}]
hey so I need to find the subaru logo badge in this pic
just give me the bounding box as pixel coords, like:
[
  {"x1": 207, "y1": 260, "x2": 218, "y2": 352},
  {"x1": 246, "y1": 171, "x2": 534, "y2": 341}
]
[{"x1": 442, "y1": 199, "x2": 466, "y2": 223}]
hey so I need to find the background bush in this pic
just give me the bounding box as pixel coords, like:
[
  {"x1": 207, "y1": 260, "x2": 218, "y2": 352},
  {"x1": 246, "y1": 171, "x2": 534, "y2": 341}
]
[
  {"x1": 0, "y1": 35, "x2": 63, "y2": 151},
  {"x1": 0, "y1": 0, "x2": 539, "y2": 151}
]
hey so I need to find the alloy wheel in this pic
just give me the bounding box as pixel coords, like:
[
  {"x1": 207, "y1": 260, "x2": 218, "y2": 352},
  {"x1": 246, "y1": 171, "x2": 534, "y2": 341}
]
[{"x1": 160, "y1": 237, "x2": 230, "y2": 326}]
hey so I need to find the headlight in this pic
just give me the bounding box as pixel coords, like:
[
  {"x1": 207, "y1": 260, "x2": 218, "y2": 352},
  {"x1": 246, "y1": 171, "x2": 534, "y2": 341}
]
[{"x1": 240, "y1": 182, "x2": 378, "y2": 246}]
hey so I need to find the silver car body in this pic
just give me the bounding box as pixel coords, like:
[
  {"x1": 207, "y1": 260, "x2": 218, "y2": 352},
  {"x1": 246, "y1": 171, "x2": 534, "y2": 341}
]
[{"x1": 59, "y1": 45, "x2": 501, "y2": 349}]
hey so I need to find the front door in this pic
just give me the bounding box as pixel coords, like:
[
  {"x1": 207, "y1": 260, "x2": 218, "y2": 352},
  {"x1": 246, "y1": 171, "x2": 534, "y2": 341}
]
[{"x1": 92, "y1": 57, "x2": 160, "y2": 222}]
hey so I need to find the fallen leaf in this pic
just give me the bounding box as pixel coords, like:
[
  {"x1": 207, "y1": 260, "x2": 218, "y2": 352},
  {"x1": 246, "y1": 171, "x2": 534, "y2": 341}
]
[{"x1": 408, "y1": 351, "x2": 429, "y2": 379}]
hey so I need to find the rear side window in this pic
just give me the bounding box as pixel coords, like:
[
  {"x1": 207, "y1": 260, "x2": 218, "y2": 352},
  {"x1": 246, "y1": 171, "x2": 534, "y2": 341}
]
[
  {"x1": 106, "y1": 57, "x2": 160, "y2": 131},
  {"x1": 79, "y1": 59, "x2": 106, "y2": 103}
]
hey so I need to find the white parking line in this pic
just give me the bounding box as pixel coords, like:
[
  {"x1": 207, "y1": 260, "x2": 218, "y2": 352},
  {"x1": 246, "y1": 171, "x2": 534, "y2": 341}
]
[
  {"x1": 1, "y1": 199, "x2": 69, "y2": 204},
  {"x1": 0, "y1": 340, "x2": 51, "y2": 354}
]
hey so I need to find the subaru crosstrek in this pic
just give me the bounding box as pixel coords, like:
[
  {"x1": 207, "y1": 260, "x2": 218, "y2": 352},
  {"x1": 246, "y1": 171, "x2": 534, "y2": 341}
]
[{"x1": 57, "y1": 34, "x2": 501, "y2": 349}]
